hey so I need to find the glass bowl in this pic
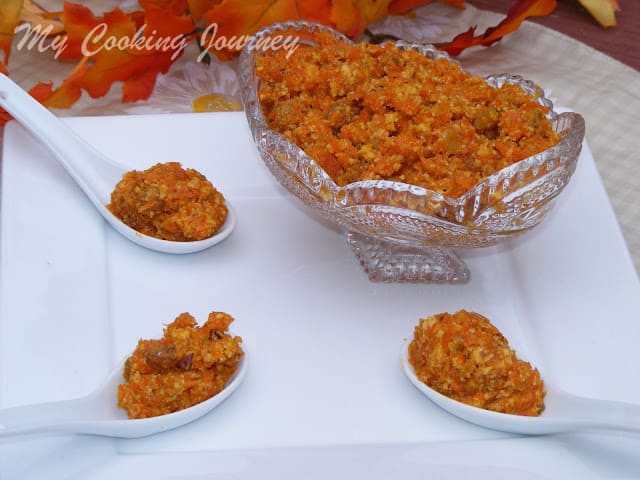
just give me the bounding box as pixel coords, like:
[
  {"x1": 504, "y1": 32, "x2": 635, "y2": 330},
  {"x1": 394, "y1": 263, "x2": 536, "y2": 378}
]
[{"x1": 238, "y1": 21, "x2": 585, "y2": 283}]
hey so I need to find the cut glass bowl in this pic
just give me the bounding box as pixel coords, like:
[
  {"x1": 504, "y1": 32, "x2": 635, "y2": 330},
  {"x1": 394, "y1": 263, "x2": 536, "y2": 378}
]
[{"x1": 239, "y1": 21, "x2": 585, "y2": 283}]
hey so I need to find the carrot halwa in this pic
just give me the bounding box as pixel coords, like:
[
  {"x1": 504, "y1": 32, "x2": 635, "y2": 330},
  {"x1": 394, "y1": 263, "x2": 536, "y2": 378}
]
[
  {"x1": 118, "y1": 311, "x2": 243, "y2": 419},
  {"x1": 256, "y1": 32, "x2": 560, "y2": 198},
  {"x1": 108, "y1": 162, "x2": 227, "y2": 241},
  {"x1": 408, "y1": 310, "x2": 545, "y2": 416}
]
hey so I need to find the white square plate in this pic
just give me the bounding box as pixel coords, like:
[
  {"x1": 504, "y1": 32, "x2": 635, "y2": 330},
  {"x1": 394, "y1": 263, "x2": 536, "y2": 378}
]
[{"x1": 1, "y1": 112, "x2": 639, "y2": 479}]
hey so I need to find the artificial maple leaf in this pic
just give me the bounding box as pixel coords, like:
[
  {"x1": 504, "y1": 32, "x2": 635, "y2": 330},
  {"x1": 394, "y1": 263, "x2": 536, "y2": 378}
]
[
  {"x1": 53, "y1": 2, "x2": 112, "y2": 60},
  {"x1": 185, "y1": 0, "x2": 216, "y2": 22},
  {"x1": 200, "y1": 0, "x2": 338, "y2": 59},
  {"x1": 329, "y1": 1, "x2": 369, "y2": 39},
  {"x1": 29, "y1": 59, "x2": 88, "y2": 108},
  {"x1": 351, "y1": 0, "x2": 463, "y2": 36},
  {"x1": 0, "y1": 0, "x2": 23, "y2": 66},
  {"x1": 0, "y1": 0, "x2": 21, "y2": 121},
  {"x1": 17, "y1": 0, "x2": 64, "y2": 35},
  {"x1": 143, "y1": 6, "x2": 197, "y2": 38},
  {"x1": 438, "y1": 0, "x2": 557, "y2": 56},
  {"x1": 352, "y1": 0, "x2": 397, "y2": 27},
  {"x1": 578, "y1": 0, "x2": 619, "y2": 27},
  {"x1": 31, "y1": 2, "x2": 193, "y2": 107},
  {"x1": 201, "y1": 0, "x2": 332, "y2": 38}
]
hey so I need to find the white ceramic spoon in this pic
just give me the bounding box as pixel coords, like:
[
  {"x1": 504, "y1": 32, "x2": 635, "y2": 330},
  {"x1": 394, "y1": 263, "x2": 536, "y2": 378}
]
[
  {"x1": 0, "y1": 350, "x2": 247, "y2": 438},
  {"x1": 402, "y1": 342, "x2": 640, "y2": 435},
  {"x1": 0, "y1": 73, "x2": 235, "y2": 254}
]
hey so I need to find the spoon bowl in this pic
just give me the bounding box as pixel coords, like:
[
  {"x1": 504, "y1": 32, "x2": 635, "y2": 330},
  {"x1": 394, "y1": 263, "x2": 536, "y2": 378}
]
[
  {"x1": 402, "y1": 342, "x2": 640, "y2": 435},
  {"x1": 0, "y1": 73, "x2": 235, "y2": 254},
  {"x1": 0, "y1": 348, "x2": 247, "y2": 438}
]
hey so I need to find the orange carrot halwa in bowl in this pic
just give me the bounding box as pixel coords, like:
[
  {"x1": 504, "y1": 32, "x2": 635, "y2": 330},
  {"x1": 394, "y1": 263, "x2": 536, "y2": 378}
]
[{"x1": 239, "y1": 21, "x2": 585, "y2": 283}]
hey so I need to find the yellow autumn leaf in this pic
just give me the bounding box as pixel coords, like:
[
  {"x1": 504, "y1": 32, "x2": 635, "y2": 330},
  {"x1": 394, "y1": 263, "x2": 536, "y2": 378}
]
[
  {"x1": 577, "y1": 0, "x2": 619, "y2": 27},
  {"x1": 19, "y1": 0, "x2": 65, "y2": 34}
]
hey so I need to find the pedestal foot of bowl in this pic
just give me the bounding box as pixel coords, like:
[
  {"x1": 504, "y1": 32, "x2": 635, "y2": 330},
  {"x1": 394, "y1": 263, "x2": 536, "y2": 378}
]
[{"x1": 346, "y1": 232, "x2": 470, "y2": 283}]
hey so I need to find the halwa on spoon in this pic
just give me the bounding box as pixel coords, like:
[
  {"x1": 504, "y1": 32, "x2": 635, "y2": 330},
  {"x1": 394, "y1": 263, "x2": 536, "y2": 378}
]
[
  {"x1": 0, "y1": 312, "x2": 247, "y2": 438},
  {"x1": 0, "y1": 73, "x2": 235, "y2": 254},
  {"x1": 403, "y1": 311, "x2": 640, "y2": 435}
]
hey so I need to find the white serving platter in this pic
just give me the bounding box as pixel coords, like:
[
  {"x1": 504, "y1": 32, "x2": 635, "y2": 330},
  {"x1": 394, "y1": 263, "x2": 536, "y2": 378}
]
[{"x1": 1, "y1": 112, "x2": 639, "y2": 479}]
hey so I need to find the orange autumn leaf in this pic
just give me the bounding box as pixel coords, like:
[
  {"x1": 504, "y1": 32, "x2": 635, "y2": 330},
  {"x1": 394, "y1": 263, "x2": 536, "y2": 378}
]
[
  {"x1": 351, "y1": 0, "x2": 396, "y2": 28},
  {"x1": 0, "y1": 110, "x2": 10, "y2": 124},
  {"x1": 0, "y1": 3, "x2": 12, "y2": 122},
  {"x1": 0, "y1": 0, "x2": 23, "y2": 65},
  {"x1": 52, "y1": 2, "x2": 116, "y2": 60},
  {"x1": 199, "y1": 0, "x2": 337, "y2": 59},
  {"x1": 437, "y1": 0, "x2": 557, "y2": 56},
  {"x1": 17, "y1": 0, "x2": 64, "y2": 35},
  {"x1": 31, "y1": 2, "x2": 193, "y2": 106},
  {"x1": 142, "y1": 6, "x2": 196, "y2": 38},
  {"x1": 201, "y1": 0, "x2": 331, "y2": 37},
  {"x1": 188, "y1": 0, "x2": 212, "y2": 21},
  {"x1": 329, "y1": 1, "x2": 368, "y2": 39},
  {"x1": 29, "y1": 60, "x2": 89, "y2": 108},
  {"x1": 0, "y1": 0, "x2": 21, "y2": 122}
]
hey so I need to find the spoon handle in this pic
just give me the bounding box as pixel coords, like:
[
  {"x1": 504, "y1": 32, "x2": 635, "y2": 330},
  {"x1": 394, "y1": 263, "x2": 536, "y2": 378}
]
[
  {"x1": 0, "y1": 73, "x2": 121, "y2": 206},
  {"x1": 0, "y1": 397, "x2": 103, "y2": 437},
  {"x1": 560, "y1": 390, "x2": 640, "y2": 433}
]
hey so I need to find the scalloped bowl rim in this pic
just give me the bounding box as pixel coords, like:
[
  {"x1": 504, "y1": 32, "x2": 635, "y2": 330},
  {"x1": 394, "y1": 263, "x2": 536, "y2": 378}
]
[{"x1": 239, "y1": 20, "x2": 585, "y2": 234}]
